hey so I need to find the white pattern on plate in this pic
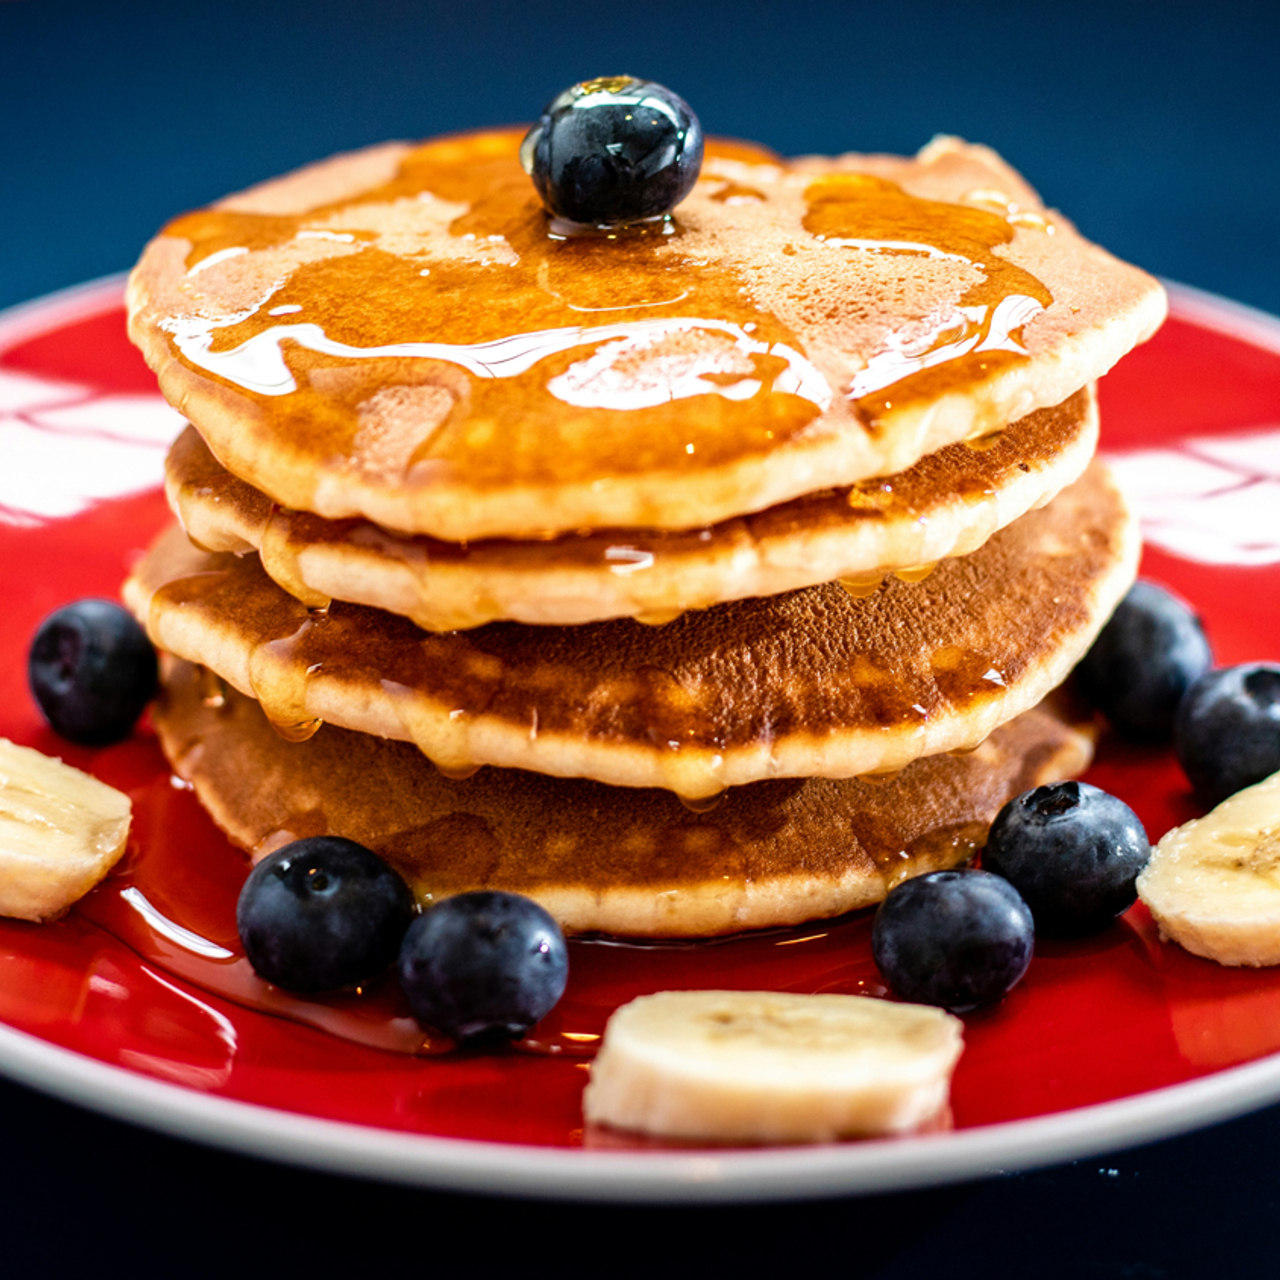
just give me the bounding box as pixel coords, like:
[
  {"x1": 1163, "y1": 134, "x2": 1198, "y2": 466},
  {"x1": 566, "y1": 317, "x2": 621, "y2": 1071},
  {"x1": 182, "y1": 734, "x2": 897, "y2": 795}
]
[
  {"x1": 0, "y1": 367, "x2": 182, "y2": 525},
  {"x1": 1107, "y1": 427, "x2": 1280, "y2": 566}
]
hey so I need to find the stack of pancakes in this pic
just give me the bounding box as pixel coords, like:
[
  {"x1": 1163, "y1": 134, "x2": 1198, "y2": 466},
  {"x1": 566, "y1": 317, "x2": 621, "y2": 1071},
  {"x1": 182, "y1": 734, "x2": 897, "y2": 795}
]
[{"x1": 123, "y1": 129, "x2": 1164, "y2": 937}]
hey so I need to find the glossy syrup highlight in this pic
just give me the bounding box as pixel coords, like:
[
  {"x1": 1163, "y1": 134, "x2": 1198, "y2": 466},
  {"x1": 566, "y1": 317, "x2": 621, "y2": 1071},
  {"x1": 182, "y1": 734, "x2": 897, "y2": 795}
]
[{"x1": 154, "y1": 131, "x2": 1053, "y2": 508}]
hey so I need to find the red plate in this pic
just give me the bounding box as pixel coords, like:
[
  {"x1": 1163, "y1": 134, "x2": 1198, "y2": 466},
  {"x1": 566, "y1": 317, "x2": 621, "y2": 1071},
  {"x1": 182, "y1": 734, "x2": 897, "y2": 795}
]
[{"x1": 3, "y1": 277, "x2": 1280, "y2": 1201}]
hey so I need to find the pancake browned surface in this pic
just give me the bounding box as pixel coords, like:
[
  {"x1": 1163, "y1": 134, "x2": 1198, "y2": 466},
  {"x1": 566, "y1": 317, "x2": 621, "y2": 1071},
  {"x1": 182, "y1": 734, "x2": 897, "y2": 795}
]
[
  {"x1": 125, "y1": 461, "x2": 1137, "y2": 797},
  {"x1": 168, "y1": 386, "x2": 1098, "y2": 630},
  {"x1": 127, "y1": 130, "x2": 1164, "y2": 540},
  {"x1": 156, "y1": 659, "x2": 1094, "y2": 937}
]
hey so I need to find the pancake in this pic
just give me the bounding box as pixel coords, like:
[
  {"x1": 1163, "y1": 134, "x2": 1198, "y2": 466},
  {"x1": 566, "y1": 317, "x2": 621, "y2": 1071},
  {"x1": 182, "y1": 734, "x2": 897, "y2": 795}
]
[
  {"x1": 155, "y1": 659, "x2": 1095, "y2": 937},
  {"x1": 168, "y1": 385, "x2": 1098, "y2": 630},
  {"x1": 126, "y1": 130, "x2": 1164, "y2": 540},
  {"x1": 124, "y1": 461, "x2": 1137, "y2": 798}
]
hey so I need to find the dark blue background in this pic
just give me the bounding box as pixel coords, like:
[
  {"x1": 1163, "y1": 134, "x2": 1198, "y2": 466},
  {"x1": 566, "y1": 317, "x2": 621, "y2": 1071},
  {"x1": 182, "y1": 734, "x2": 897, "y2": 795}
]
[
  {"x1": 3, "y1": 0, "x2": 1280, "y2": 314},
  {"x1": 4, "y1": 1, "x2": 1280, "y2": 1275}
]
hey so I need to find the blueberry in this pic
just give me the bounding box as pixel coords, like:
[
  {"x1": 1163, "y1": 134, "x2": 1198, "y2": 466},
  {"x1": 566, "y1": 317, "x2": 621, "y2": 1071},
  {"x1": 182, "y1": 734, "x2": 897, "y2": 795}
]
[
  {"x1": 871, "y1": 869, "x2": 1034, "y2": 1010},
  {"x1": 28, "y1": 599, "x2": 158, "y2": 746},
  {"x1": 1074, "y1": 581, "x2": 1212, "y2": 741},
  {"x1": 399, "y1": 891, "x2": 569, "y2": 1041},
  {"x1": 236, "y1": 836, "x2": 415, "y2": 993},
  {"x1": 1175, "y1": 664, "x2": 1280, "y2": 807},
  {"x1": 520, "y1": 76, "x2": 703, "y2": 226},
  {"x1": 983, "y1": 782, "x2": 1150, "y2": 936}
]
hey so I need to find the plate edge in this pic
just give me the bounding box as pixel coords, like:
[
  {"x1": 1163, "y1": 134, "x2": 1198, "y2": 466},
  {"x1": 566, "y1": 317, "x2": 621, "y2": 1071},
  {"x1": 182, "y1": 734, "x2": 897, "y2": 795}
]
[{"x1": 4, "y1": 1016, "x2": 1280, "y2": 1203}]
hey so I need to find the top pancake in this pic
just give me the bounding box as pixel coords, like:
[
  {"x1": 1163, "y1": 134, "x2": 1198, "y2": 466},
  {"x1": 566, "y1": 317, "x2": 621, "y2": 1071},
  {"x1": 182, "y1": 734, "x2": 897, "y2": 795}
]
[{"x1": 127, "y1": 130, "x2": 1165, "y2": 540}]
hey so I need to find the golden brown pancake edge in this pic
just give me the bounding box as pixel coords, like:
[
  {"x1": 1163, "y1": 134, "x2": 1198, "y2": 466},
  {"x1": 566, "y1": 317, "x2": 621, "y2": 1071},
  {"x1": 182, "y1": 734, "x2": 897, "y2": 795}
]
[
  {"x1": 166, "y1": 386, "x2": 1098, "y2": 630},
  {"x1": 125, "y1": 461, "x2": 1138, "y2": 798}
]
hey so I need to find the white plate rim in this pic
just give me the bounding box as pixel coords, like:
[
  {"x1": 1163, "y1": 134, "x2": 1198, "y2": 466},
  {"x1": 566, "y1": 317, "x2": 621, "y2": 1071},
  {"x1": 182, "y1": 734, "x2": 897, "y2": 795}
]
[{"x1": 1, "y1": 275, "x2": 1278, "y2": 1203}]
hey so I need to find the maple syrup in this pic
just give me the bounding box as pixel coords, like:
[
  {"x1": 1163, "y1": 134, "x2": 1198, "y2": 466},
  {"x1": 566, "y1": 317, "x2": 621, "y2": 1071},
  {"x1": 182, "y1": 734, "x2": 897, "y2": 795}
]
[
  {"x1": 838, "y1": 574, "x2": 885, "y2": 599},
  {"x1": 147, "y1": 130, "x2": 1051, "y2": 532},
  {"x1": 893, "y1": 561, "x2": 939, "y2": 584},
  {"x1": 802, "y1": 173, "x2": 1051, "y2": 424},
  {"x1": 678, "y1": 790, "x2": 727, "y2": 814},
  {"x1": 258, "y1": 505, "x2": 332, "y2": 611},
  {"x1": 634, "y1": 608, "x2": 686, "y2": 626},
  {"x1": 963, "y1": 428, "x2": 1007, "y2": 453}
]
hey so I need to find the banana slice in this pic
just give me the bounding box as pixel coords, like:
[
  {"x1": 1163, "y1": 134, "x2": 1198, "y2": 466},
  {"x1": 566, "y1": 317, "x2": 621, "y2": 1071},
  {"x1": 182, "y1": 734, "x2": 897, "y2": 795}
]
[
  {"x1": 1138, "y1": 769, "x2": 1280, "y2": 966},
  {"x1": 0, "y1": 738, "x2": 132, "y2": 923},
  {"x1": 582, "y1": 989, "x2": 963, "y2": 1143}
]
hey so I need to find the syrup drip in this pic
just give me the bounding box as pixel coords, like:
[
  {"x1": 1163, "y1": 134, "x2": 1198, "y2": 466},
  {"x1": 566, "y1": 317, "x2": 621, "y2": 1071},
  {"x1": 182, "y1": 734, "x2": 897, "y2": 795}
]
[
  {"x1": 150, "y1": 572, "x2": 326, "y2": 743},
  {"x1": 963, "y1": 489, "x2": 1003, "y2": 556},
  {"x1": 837, "y1": 574, "x2": 885, "y2": 599},
  {"x1": 258, "y1": 505, "x2": 332, "y2": 611},
  {"x1": 963, "y1": 429, "x2": 1007, "y2": 453},
  {"x1": 631, "y1": 664, "x2": 731, "y2": 801},
  {"x1": 435, "y1": 761, "x2": 482, "y2": 782},
  {"x1": 845, "y1": 480, "x2": 895, "y2": 511},
  {"x1": 378, "y1": 671, "x2": 497, "y2": 784},
  {"x1": 244, "y1": 612, "x2": 326, "y2": 743},
  {"x1": 678, "y1": 790, "x2": 727, "y2": 815},
  {"x1": 893, "y1": 561, "x2": 938, "y2": 585},
  {"x1": 660, "y1": 756, "x2": 728, "y2": 802}
]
